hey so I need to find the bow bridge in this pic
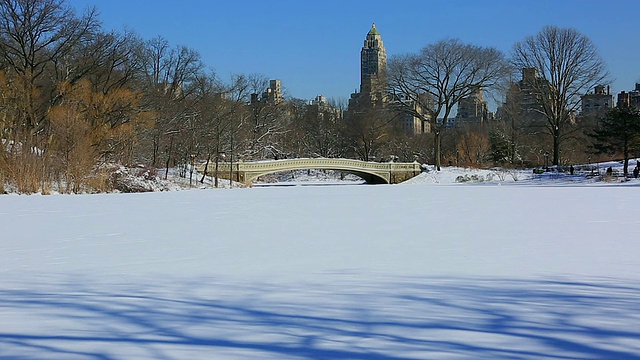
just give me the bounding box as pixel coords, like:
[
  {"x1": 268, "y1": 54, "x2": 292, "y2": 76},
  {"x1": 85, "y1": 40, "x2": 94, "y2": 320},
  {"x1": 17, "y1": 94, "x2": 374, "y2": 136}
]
[{"x1": 197, "y1": 158, "x2": 422, "y2": 185}]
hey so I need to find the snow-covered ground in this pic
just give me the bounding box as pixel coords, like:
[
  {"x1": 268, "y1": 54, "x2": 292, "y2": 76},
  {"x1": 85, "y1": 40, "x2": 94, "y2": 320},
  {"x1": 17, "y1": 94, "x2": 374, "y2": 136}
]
[{"x1": 1, "y1": 163, "x2": 640, "y2": 359}]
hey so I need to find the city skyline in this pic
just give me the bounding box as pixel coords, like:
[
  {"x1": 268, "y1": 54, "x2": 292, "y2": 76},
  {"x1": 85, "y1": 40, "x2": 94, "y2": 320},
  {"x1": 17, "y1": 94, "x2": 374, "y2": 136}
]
[{"x1": 66, "y1": 0, "x2": 639, "y2": 109}]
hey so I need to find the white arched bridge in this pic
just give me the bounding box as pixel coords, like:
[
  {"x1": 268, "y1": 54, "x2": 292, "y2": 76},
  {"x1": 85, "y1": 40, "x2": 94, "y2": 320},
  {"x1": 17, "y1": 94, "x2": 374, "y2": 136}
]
[{"x1": 197, "y1": 158, "x2": 422, "y2": 185}]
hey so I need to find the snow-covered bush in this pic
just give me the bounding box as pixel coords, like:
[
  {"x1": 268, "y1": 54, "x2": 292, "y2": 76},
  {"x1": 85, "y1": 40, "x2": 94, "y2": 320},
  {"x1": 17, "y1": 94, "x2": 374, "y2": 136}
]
[
  {"x1": 491, "y1": 170, "x2": 506, "y2": 182},
  {"x1": 455, "y1": 174, "x2": 485, "y2": 183}
]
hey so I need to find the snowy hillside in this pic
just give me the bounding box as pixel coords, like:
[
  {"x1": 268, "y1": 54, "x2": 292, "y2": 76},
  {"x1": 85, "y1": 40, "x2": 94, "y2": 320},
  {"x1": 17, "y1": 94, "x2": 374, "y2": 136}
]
[{"x1": 1, "y1": 162, "x2": 640, "y2": 359}]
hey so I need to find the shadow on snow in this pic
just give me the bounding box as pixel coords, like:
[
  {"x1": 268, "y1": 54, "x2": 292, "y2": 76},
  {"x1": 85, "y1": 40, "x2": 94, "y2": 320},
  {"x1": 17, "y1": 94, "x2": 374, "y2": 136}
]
[{"x1": 0, "y1": 275, "x2": 639, "y2": 359}]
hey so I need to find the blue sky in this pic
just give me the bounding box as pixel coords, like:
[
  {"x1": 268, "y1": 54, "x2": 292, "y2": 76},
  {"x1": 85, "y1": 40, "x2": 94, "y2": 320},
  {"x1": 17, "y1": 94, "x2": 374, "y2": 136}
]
[{"x1": 67, "y1": 0, "x2": 638, "y2": 109}]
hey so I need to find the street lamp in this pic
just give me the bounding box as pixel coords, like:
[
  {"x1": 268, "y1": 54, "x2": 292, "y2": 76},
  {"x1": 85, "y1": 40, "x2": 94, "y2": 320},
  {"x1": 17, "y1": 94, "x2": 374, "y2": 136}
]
[{"x1": 544, "y1": 152, "x2": 549, "y2": 171}]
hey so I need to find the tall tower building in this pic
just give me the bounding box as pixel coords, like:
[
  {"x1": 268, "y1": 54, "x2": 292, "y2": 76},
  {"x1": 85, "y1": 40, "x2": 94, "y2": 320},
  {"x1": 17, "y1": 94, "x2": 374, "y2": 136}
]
[
  {"x1": 348, "y1": 24, "x2": 426, "y2": 135},
  {"x1": 360, "y1": 23, "x2": 387, "y2": 97},
  {"x1": 350, "y1": 24, "x2": 387, "y2": 109}
]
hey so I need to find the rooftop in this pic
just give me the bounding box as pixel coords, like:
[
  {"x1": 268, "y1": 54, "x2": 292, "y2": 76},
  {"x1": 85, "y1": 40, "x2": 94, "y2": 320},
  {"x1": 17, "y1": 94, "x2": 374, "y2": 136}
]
[{"x1": 367, "y1": 23, "x2": 380, "y2": 36}]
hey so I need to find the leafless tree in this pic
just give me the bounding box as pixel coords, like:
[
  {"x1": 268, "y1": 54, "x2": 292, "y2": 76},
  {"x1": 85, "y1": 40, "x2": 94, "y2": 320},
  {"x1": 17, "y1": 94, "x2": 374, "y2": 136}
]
[
  {"x1": 0, "y1": 0, "x2": 102, "y2": 192},
  {"x1": 241, "y1": 74, "x2": 290, "y2": 160},
  {"x1": 0, "y1": 0, "x2": 99, "y2": 134},
  {"x1": 192, "y1": 73, "x2": 251, "y2": 186},
  {"x1": 345, "y1": 103, "x2": 396, "y2": 161},
  {"x1": 292, "y1": 97, "x2": 346, "y2": 158},
  {"x1": 50, "y1": 28, "x2": 141, "y2": 95},
  {"x1": 134, "y1": 37, "x2": 204, "y2": 168},
  {"x1": 388, "y1": 39, "x2": 509, "y2": 170},
  {"x1": 511, "y1": 25, "x2": 609, "y2": 166}
]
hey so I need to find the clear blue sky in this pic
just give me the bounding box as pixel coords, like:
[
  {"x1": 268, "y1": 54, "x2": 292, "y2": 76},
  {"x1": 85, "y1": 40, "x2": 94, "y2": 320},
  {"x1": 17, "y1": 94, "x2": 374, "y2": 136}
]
[{"x1": 67, "y1": 0, "x2": 639, "y2": 109}]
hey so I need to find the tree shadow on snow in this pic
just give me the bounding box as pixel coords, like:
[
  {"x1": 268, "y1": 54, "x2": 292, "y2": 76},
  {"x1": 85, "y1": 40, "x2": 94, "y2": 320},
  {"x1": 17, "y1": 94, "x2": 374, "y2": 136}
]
[{"x1": 0, "y1": 275, "x2": 639, "y2": 359}]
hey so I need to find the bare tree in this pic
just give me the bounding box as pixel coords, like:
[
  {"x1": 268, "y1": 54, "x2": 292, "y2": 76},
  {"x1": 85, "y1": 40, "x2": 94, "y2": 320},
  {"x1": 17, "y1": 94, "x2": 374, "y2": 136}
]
[
  {"x1": 388, "y1": 39, "x2": 508, "y2": 170},
  {"x1": 0, "y1": 0, "x2": 99, "y2": 134},
  {"x1": 292, "y1": 97, "x2": 346, "y2": 158},
  {"x1": 511, "y1": 25, "x2": 609, "y2": 166},
  {"x1": 139, "y1": 36, "x2": 170, "y2": 86},
  {"x1": 242, "y1": 74, "x2": 290, "y2": 160},
  {"x1": 345, "y1": 102, "x2": 396, "y2": 161},
  {"x1": 456, "y1": 125, "x2": 491, "y2": 166},
  {"x1": 0, "y1": 0, "x2": 102, "y2": 192},
  {"x1": 192, "y1": 73, "x2": 251, "y2": 186},
  {"x1": 493, "y1": 78, "x2": 534, "y2": 165},
  {"x1": 135, "y1": 37, "x2": 204, "y2": 168},
  {"x1": 49, "y1": 27, "x2": 141, "y2": 95}
]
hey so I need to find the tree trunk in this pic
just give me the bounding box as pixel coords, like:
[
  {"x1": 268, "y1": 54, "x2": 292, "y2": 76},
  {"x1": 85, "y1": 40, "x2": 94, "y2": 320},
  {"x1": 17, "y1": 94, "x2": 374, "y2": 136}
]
[
  {"x1": 189, "y1": 155, "x2": 195, "y2": 187},
  {"x1": 553, "y1": 130, "x2": 560, "y2": 166},
  {"x1": 229, "y1": 133, "x2": 233, "y2": 187},
  {"x1": 434, "y1": 129, "x2": 441, "y2": 171},
  {"x1": 152, "y1": 134, "x2": 159, "y2": 168},
  {"x1": 623, "y1": 137, "x2": 629, "y2": 177},
  {"x1": 214, "y1": 144, "x2": 219, "y2": 188},
  {"x1": 164, "y1": 136, "x2": 173, "y2": 180},
  {"x1": 510, "y1": 117, "x2": 516, "y2": 164},
  {"x1": 200, "y1": 154, "x2": 210, "y2": 183}
]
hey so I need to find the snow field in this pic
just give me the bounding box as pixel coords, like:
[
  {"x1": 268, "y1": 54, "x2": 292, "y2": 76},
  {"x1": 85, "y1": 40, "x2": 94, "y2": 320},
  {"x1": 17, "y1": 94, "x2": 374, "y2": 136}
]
[{"x1": 1, "y1": 175, "x2": 640, "y2": 359}]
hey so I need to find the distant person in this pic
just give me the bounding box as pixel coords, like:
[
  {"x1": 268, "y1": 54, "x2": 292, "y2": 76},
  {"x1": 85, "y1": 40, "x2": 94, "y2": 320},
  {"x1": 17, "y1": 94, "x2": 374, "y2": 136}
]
[
  {"x1": 569, "y1": 165, "x2": 574, "y2": 175},
  {"x1": 634, "y1": 165, "x2": 639, "y2": 179}
]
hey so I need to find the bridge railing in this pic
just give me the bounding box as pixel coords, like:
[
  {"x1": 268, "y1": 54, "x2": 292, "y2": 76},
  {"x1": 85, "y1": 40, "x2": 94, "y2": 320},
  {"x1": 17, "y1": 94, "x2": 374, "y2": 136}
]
[{"x1": 234, "y1": 158, "x2": 420, "y2": 171}]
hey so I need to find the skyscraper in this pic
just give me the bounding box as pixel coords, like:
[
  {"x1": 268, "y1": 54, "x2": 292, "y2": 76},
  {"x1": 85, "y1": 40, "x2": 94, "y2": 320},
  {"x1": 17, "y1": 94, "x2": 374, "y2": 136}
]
[
  {"x1": 350, "y1": 24, "x2": 387, "y2": 108},
  {"x1": 360, "y1": 24, "x2": 387, "y2": 98},
  {"x1": 348, "y1": 24, "x2": 427, "y2": 135}
]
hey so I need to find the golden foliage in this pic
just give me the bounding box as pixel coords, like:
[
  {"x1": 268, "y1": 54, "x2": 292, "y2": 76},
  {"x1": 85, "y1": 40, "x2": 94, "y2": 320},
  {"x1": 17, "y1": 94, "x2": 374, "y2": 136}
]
[
  {"x1": 0, "y1": 71, "x2": 150, "y2": 193},
  {"x1": 457, "y1": 131, "x2": 491, "y2": 166},
  {"x1": 46, "y1": 80, "x2": 147, "y2": 192}
]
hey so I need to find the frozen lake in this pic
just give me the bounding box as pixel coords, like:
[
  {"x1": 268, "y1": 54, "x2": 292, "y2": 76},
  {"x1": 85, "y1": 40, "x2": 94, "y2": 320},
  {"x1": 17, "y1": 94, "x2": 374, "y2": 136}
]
[{"x1": 1, "y1": 176, "x2": 639, "y2": 359}]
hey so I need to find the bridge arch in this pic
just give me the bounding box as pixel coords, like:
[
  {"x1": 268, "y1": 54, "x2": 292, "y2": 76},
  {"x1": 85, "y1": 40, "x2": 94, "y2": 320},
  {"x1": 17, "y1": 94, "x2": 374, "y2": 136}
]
[{"x1": 243, "y1": 166, "x2": 389, "y2": 185}]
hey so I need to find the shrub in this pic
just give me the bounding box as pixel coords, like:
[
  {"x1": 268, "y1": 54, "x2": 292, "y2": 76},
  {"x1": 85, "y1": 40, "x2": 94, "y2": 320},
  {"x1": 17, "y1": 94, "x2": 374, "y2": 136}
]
[{"x1": 455, "y1": 174, "x2": 484, "y2": 183}]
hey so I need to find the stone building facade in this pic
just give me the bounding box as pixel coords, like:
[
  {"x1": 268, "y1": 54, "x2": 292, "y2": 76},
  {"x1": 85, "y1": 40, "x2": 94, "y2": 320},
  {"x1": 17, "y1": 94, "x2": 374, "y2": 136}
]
[
  {"x1": 616, "y1": 83, "x2": 640, "y2": 111},
  {"x1": 455, "y1": 88, "x2": 491, "y2": 126},
  {"x1": 581, "y1": 85, "x2": 613, "y2": 117},
  {"x1": 251, "y1": 79, "x2": 283, "y2": 105}
]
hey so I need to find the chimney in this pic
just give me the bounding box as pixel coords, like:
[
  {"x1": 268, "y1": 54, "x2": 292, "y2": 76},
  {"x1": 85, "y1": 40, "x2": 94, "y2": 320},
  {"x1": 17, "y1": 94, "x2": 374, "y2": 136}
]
[{"x1": 522, "y1": 68, "x2": 538, "y2": 82}]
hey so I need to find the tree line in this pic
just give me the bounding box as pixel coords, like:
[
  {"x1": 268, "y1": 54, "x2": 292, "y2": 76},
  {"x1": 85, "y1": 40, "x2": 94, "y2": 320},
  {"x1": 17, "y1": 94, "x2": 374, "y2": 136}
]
[
  {"x1": 0, "y1": 0, "x2": 351, "y2": 193},
  {"x1": 387, "y1": 25, "x2": 640, "y2": 173},
  {"x1": 1, "y1": 0, "x2": 637, "y2": 193}
]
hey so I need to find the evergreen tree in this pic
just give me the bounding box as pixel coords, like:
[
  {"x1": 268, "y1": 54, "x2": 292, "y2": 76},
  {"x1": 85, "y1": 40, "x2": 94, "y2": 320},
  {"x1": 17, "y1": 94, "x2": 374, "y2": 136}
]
[
  {"x1": 489, "y1": 131, "x2": 511, "y2": 165},
  {"x1": 589, "y1": 107, "x2": 640, "y2": 177}
]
